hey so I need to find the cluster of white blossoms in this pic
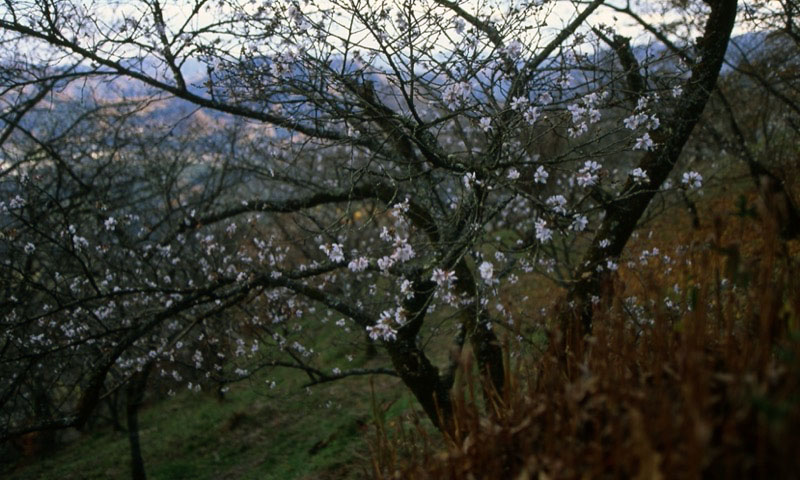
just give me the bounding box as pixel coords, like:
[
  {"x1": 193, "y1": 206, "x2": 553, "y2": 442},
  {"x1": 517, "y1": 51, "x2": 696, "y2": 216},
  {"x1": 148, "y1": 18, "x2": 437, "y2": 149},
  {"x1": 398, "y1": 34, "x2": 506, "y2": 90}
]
[
  {"x1": 442, "y1": 81, "x2": 473, "y2": 111},
  {"x1": 270, "y1": 48, "x2": 298, "y2": 78},
  {"x1": 319, "y1": 243, "x2": 345, "y2": 263},
  {"x1": 431, "y1": 268, "x2": 457, "y2": 288},
  {"x1": 430, "y1": 268, "x2": 460, "y2": 306},
  {"x1": 366, "y1": 307, "x2": 407, "y2": 342},
  {"x1": 576, "y1": 160, "x2": 602, "y2": 188},
  {"x1": 546, "y1": 195, "x2": 568, "y2": 214},
  {"x1": 462, "y1": 171, "x2": 479, "y2": 189},
  {"x1": 567, "y1": 91, "x2": 606, "y2": 137},
  {"x1": 348, "y1": 256, "x2": 369, "y2": 272},
  {"x1": 535, "y1": 218, "x2": 553, "y2": 243},
  {"x1": 571, "y1": 215, "x2": 589, "y2": 232},
  {"x1": 625, "y1": 96, "x2": 660, "y2": 151},
  {"x1": 478, "y1": 260, "x2": 495, "y2": 283},
  {"x1": 630, "y1": 167, "x2": 650, "y2": 185},
  {"x1": 534, "y1": 165, "x2": 549, "y2": 184},
  {"x1": 509, "y1": 95, "x2": 542, "y2": 126},
  {"x1": 682, "y1": 171, "x2": 703, "y2": 189}
]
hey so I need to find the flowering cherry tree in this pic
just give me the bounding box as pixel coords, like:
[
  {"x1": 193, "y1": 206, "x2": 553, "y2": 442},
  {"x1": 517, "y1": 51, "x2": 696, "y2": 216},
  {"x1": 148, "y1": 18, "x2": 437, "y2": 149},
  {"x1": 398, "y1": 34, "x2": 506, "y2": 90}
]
[{"x1": 1, "y1": 0, "x2": 741, "y2": 446}]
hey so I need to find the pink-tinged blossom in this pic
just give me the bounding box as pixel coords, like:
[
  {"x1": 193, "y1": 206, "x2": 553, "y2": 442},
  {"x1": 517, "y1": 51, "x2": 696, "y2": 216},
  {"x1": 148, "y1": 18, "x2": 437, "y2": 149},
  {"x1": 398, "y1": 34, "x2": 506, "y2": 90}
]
[
  {"x1": 479, "y1": 116, "x2": 492, "y2": 132},
  {"x1": 534, "y1": 165, "x2": 549, "y2": 184},
  {"x1": 431, "y1": 268, "x2": 457, "y2": 288},
  {"x1": 394, "y1": 308, "x2": 407, "y2": 325},
  {"x1": 348, "y1": 256, "x2": 369, "y2": 272},
  {"x1": 569, "y1": 123, "x2": 588, "y2": 137},
  {"x1": 391, "y1": 241, "x2": 415, "y2": 262},
  {"x1": 682, "y1": 171, "x2": 703, "y2": 189},
  {"x1": 366, "y1": 322, "x2": 396, "y2": 342},
  {"x1": 507, "y1": 168, "x2": 520, "y2": 180},
  {"x1": 377, "y1": 256, "x2": 395, "y2": 271},
  {"x1": 319, "y1": 243, "x2": 345, "y2": 262}
]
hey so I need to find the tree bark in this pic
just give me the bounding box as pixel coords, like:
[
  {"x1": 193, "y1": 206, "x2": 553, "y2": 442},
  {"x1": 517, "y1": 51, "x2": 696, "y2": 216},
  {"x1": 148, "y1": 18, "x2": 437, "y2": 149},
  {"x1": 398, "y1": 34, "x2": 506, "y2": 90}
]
[
  {"x1": 454, "y1": 259, "x2": 505, "y2": 397},
  {"x1": 565, "y1": 0, "x2": 740, "y2": 335},
  {"x1": 126, "y1": 363, "x2": 153, "y2": 480},
  {"x1": 384, "y1": 338, "x2": 453, "y2": 431}
]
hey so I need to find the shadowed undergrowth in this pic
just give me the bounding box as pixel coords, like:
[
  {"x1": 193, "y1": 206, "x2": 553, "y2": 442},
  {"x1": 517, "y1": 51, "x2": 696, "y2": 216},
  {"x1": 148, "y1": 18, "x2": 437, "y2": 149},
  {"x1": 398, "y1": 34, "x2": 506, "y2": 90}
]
[{"x1": 373, "y1": 215, "x2": 800, "y2": 479}]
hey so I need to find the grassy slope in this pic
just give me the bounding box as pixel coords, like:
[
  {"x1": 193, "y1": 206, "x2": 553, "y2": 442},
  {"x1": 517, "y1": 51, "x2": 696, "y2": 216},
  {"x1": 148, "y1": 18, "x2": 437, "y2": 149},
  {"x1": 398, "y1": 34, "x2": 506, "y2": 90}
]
[{"x1": 7, "y1": 360, "x2": 415, "y2": 480}]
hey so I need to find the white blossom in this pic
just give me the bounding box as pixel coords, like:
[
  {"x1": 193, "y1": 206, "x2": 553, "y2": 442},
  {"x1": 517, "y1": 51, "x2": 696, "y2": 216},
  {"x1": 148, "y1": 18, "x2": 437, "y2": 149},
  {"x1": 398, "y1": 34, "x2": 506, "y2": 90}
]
[
  {"x1": 431, "y1": 268, "x2": 457, "y2": 288},
  {"x1": 576, "y1": 160, "x2": 602, "y2": 188},
  {"x1": 630, "y1": 167, "x2": 649, "y2": 184},
  {"x1": 320, "y1": 243, "x2": 345, "y2": 262},
  {"x1": 546, "y1": 195, "x2": 567, "y2": 214},
  {"x1": 523, "y1": 106, "x2": 540, "y2": 125},
  {"x1": 535, "y1": 218, "x2": 553, "y2": 243},
  {"x1": 510, "y1": 96, "x2": 528, "y2": 111},
  {"x1": 571, "y1": 215, "x2": 588, "y2": 232},
  {"x1": 348, "y1": 256, "x2": 369, "y2": 272},
  {"x1": 634, "y1": 133, "x2": 654, "y2": 151},
  {"x1": 534, "y1": 165, "x2": 549, "y2": 184},
  {"x1": 682, "y1": 171, "x2": 703, "y2": 189},
  {"x1": 478, "y1": 261, "x2": 494, "y2": 282}
]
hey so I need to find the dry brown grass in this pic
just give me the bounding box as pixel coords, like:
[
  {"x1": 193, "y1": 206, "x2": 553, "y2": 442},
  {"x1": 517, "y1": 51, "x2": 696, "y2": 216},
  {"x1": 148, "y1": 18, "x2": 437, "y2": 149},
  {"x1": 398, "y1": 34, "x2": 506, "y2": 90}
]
[{"x1": 371, "y1": 213, "x2": 800, "y2": 479}]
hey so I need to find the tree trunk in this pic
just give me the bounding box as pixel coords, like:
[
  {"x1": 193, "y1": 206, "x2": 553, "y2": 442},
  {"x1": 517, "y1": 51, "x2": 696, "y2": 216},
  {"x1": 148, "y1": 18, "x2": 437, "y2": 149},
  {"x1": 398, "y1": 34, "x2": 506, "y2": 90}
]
[
  {"x1": 565, "y1": 0, "x2": 739, "y2": 336},
  {"x1": 454, "y1": 259, "x2": 505, "y2": 398},
  {"x1": 384, "y1": 337, "x2": 453, "y2": 430},
  {"x1": 126, "y1": 364, "x2": 152, "y2": 480}
]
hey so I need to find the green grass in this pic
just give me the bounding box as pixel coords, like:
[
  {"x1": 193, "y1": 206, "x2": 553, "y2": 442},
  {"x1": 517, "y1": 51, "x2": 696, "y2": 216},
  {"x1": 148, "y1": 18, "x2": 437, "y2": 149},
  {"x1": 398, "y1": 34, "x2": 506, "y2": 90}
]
[{"x1": 7, "y1": 362, "x2": 411, "y2": 479}]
